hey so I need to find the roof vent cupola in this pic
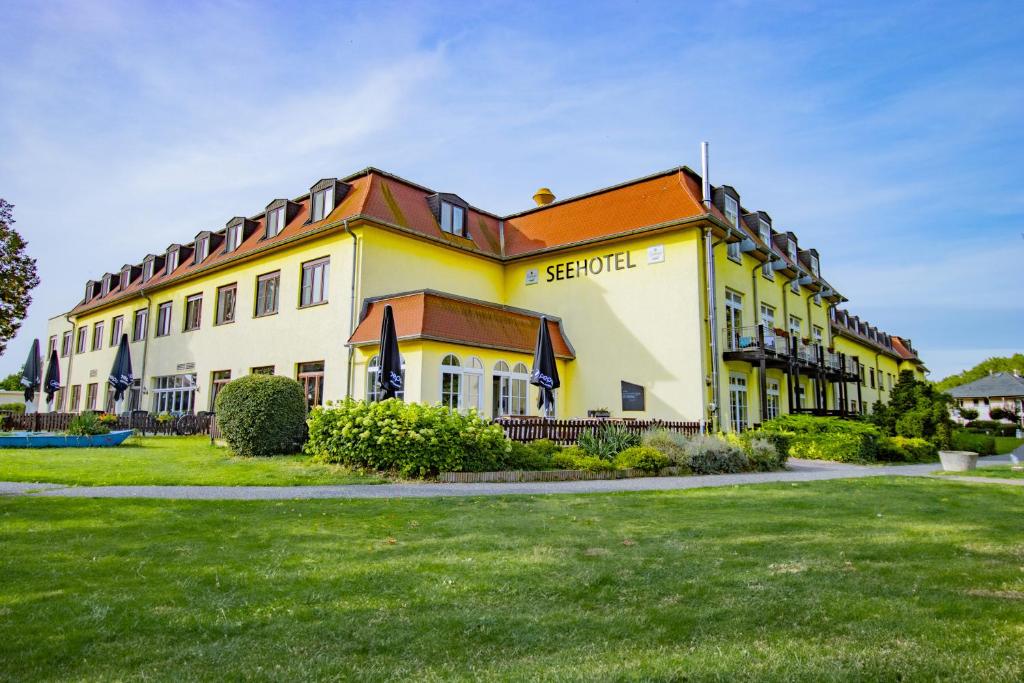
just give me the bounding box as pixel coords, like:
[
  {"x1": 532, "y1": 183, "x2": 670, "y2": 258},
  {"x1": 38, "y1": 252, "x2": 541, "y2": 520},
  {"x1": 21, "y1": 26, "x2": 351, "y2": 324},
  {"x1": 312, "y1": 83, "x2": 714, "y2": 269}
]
[{"x1": 532, "y1": 188, "x2": 556, "y2": 206}]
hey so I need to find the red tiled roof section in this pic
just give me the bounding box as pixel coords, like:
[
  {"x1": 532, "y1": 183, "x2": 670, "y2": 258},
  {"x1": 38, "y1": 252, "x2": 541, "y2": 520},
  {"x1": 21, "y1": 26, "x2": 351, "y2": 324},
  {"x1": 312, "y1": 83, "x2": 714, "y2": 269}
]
[
  {"x1": 502, "y1": 169, "x2": 711, "y2": 256},
  {"x1": 360, "y1": 174, "x2": 503, "y2": 256},
  {"x1": 70, "y1": 176, "x2": 374, "y2": 315},
  {"x1": 891, "y1": 336, "x2": 919, "y2": 361},
  {"x1": 348, "y1": 291, "x2": 574, "y2": 359}
]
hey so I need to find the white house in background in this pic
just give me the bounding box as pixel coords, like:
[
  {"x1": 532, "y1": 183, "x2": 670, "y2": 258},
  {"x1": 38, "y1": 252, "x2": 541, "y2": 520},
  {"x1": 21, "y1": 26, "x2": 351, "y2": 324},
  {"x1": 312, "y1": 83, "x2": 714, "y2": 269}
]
[{"x1": 948, "y1": 371, "x2": 1024, "y2": 424}]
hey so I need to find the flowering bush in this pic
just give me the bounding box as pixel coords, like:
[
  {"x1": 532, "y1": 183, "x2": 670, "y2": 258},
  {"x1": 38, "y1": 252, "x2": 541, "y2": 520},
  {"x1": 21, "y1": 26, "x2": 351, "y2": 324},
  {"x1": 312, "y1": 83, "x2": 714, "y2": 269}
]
[
  {"x1": 97, "y1": 413, "x2": 119, "y2": 425},
  {"x1": 305, "y1": 399, "x2": 510, "y2": 477}
]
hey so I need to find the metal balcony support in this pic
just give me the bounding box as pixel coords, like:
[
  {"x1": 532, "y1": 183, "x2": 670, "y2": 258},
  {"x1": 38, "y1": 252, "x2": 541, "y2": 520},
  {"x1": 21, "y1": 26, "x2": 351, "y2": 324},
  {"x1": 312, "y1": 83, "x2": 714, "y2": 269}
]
[
  {"x1": 757, "y1": 324, "x2": 768, "y2": 423},
  {"x1": 854, "y1": 355, "x2": 863, "y2": 413}
]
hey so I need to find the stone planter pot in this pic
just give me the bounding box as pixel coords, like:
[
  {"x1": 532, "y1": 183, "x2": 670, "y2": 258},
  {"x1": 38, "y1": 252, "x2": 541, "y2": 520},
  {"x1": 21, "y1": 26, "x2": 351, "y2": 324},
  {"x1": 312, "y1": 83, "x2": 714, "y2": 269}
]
[{"x1": 939, "y1": 450, "x2": 979, "y2": 472}]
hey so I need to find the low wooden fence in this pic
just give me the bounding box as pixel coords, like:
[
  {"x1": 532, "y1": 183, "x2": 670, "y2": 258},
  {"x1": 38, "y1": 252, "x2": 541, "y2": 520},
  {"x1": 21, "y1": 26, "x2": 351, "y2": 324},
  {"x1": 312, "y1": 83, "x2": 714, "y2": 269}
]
[
  {"x1": 0, "y1": 411, "x2": 214, "y2": 436},
  {"x1": 494, "y1": 418, "x2": 702, "y2": 444},
  {"x1": 438, "y1": 465, "x2": 687, "y2": 483}
]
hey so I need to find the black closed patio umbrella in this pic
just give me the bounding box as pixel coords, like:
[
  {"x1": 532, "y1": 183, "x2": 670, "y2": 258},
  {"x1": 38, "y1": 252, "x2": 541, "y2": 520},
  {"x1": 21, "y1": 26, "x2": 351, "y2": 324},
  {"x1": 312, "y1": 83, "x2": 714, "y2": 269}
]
[
  {"x1": 19, "y1": 339, "x2": 41, "y2": 406},
  {"x1": 530, "y1": 317, "x2": 560, "y2": 416},
  {"x1": 108, "y1": 333, "x2": 134, "y2": 411},
  {"x1": 43, "y1": 349, "x2": 61, "y2": 409},
  {"x1": 376, "y1": 304, "x2": 403, "y2": 400}
]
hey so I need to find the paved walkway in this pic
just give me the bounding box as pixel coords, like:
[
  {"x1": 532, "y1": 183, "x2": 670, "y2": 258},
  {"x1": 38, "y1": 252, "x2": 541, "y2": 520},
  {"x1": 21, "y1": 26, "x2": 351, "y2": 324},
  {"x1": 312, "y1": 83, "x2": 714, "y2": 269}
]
[{"x1": 0, "y1": 454, "x2": 1018, "y2": 500}]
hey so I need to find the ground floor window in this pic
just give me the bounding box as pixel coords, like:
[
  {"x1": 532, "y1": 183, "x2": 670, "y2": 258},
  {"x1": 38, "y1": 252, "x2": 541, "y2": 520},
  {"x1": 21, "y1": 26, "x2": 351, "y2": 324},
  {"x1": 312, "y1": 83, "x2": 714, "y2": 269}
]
[
  {"x1": 766, "y1": 379, "x2": 780, "y2": 420},
  {"x1": 297, "y1": 361, "x2": 325, "y2": 409},
  {"x1": 152, "y1": 374, "x2": 197, "y2": 415},
  {"x1": 210, "y1": 371, "x2": 231, "y2": 410},
  {"x1": 85, "y1": 383, "x2": 98, "y2": 411},
  {"x1": 367, "y1": 355, "x2": 406, "y2": 402},
  {"x1": 492, "y1": 361, "x2": 529, "y2": 417},
  {"x1": 463, "y1": 357, "x2": 483, "y2": 413},
  {"x1": 68, "y1": 385, "x2": 81, "y2": 413},
  {"x1": 729, "y1": 373, "x2": 748, "y2": 432},
  {"x1": 440, "y1": 354, "x2": 462, "y2": 410},
  {"x1": 250, "y1": 365, "x2": 274, "y2": 375}
]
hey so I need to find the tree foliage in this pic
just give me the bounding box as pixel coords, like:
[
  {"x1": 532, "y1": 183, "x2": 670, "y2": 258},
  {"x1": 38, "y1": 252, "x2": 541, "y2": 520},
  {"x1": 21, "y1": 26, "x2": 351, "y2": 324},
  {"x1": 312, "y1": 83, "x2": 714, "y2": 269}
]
[
  {"x1": 869, "y1": 370, "x2": 953, "y2": 449},
  {"x1": 0, "y1": 200, "x2": 40, "y2": 358},
  {"x1": 935, "y1": 354, "x2": 1024, "y2": 392},
  {"x1": 0, "y1": 372, "x2": 22, "y2": 390}
]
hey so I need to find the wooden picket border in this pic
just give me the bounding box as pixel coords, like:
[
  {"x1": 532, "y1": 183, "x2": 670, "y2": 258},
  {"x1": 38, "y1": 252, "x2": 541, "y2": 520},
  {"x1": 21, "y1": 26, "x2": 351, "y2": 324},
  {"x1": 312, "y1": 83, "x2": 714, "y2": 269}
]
[
  {"x1": 0, "y1": 411, "x2": 214, "y2": 436},
  {"x1": 494, "y1": 417, "x2": 701, "y2": 445},
  {"x1": 437, "y1": 465, "x2": 686, "y2": 483}
]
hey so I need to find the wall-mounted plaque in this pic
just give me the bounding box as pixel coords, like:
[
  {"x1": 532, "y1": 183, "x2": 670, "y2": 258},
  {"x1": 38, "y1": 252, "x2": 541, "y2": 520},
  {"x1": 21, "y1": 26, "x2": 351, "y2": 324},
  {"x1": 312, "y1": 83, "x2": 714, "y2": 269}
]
[
  {"x1": 621, "y1": 381, "x2": 645, "y2": 411},
  {"x1": 647, "y1": 244, "x2": 665, "y2": 264},
  {"x1": 525, "y1": 268, "x2": 539, "y2": 285}
]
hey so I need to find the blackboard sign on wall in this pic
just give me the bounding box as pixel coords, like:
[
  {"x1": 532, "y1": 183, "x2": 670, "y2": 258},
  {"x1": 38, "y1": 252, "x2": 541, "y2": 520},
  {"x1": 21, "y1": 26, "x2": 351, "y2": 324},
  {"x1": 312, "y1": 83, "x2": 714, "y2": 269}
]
[{"x1": 621, "y1": 381, "x2": 645, "y2": 411}]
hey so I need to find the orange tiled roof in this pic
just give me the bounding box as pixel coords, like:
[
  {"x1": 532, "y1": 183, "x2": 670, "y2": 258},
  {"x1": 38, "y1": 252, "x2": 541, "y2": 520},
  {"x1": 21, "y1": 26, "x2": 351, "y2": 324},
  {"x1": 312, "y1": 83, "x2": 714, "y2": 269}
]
[
  {"x1": 502, "y1": 168, "x2": 714, "y2": 256},
  {"x1": 348, "y1": 290, "x2": 575, "y2": 359},
  {"x1": 891, "y1": 336, "x2": 920, "y2": 362}
]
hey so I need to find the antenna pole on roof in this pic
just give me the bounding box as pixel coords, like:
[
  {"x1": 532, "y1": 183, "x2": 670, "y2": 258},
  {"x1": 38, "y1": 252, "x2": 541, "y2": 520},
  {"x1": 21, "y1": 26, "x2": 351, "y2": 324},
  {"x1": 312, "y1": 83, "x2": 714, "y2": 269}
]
[{"x1": 701, "y1": 141, "x2": 711, "y2": 208}]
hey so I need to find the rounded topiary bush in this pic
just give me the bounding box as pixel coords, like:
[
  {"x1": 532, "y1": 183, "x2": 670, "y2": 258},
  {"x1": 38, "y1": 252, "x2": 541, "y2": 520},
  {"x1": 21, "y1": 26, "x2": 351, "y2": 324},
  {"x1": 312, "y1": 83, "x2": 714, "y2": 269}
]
[{"x1": 215, "y1": 374, "x2": 307, "y2": 456}]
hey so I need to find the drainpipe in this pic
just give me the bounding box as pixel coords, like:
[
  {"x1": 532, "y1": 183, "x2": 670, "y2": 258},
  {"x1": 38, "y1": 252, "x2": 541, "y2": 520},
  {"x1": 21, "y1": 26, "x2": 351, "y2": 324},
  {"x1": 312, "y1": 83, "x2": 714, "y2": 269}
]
[
  {"x1": 139, "y1": 290, "x2": 153, "y2": 411},
  {"x1": 63, "y1": 313, "x2": 76, "y2": 412},
  {"x1": 700, "y1": 142, "x2": 722, "y2": 432},
  {"x1": 343, "y1": 219, "x2": 358, "y2": 398}
]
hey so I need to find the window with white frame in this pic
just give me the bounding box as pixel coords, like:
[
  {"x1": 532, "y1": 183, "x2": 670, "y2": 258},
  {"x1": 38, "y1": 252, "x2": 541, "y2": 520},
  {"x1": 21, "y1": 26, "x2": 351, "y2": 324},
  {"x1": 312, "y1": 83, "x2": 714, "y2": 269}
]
[
  {"x1": 195, "y1": 237, "x2": 209, "y2": 263},
  {"x1": 788, "y1": 315, "x2": 801, "y2": 339},
  {"x1": 724, "y1": 196, "x2": 740, "y2": 260},
  {"x1": 61, "y1": 331, "x2": 72, "y2": 357},
  {"x1": 76, "y1": 327, "x2": 87, "y2": 354},
  {"x1": 492, "y1": 360, "x2": 529, "y2": 417},
  {"x1": 440, "y1": 354, "x2": 462, "y2": 410},
  {"x1": 92, "y1": 321, "x2": 104, "y2": 351},
  {"x1": 729, "y1": 373, "x2": 748, "y2": 432},
  {"x1": 300, "y1": 258, "x2": 329, "y2": 307},
  {"x1": 166, "y1": 249, "x2": 179, "y2": 275},
  {"x1": 759, "y1": 220, "x2": 774, "y2": 279},
  {"x1": 312, "y1": 185, "x2": 334, "y2": 221},
  {"x1": 812, "y1": 325, "x2": 823, "y2": 346},
  {"x1": 760, "y1": 303, "x2": 776, "y2": 349},
  {"x1": 110, "y1": 316, "x2": 123, "y2": 346},
  {"x1": 255, "y1": 271, "x2": 279, "y2": 317},
  {"x1": 767, "y1": 379, "x2": 780, "y2": 420},
  {"x1": 367, "y1": 355, "x2": 406, "y2": 402},
  {"x1": 152, "y1": 374, "x2": 196, "y2": 414},
  {"x1": 215, "y1": 284, "x2": 236, "y2": 325},
  {"x1": 809, "y1": 255, "x2": 819, "y2": 276},
  {"x1": 463, "y1": 357, "x2": 483, "y2": 413},
  {"x1": 133, "y1": 308, "x2": 148, "y2": 342},
  {"x1": 184, "y1": 294, "x2": 202, "y2": 331},
  {"x1": 724, "y1": 289, "x2": 743, "y2": 350},
  {"x1": 225, "y1": 224, "x2": 242, "y2": 252},
  {"x1": 143, "y1": 259, "x2": 154, "y2": 282},
  {"x1": 440, "y1": 201, "x2": 466, "y2": 237},
  {"x1": 156, "y1": 302, "x2": 173, "y2": 337},
  {"x1": 267, "y1": 206, "x2": 286, "y2": 237}
]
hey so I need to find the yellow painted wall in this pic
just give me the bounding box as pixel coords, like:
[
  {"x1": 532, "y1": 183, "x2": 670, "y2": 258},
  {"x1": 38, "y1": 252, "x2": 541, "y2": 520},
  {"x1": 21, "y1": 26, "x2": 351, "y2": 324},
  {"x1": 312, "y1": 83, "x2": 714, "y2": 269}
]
[
  {"x1": 504, "y1": 230, "x2": 705, "y2": 421},
  {"x1": 61, "y1": 231, "x2": 356, "y2": 412}
]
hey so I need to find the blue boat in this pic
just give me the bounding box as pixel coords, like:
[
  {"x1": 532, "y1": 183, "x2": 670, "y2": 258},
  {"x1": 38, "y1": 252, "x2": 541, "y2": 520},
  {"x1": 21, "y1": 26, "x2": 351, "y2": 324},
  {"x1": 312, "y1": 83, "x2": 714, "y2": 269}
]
[{"x1": 0, "y1": 430, "x2": 134, "y2": 449}]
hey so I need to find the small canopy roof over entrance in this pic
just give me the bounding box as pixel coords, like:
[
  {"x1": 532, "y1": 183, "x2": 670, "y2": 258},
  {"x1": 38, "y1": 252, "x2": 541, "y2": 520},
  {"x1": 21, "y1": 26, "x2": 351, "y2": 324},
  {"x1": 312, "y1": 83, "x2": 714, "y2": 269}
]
[{"x1": 348, "y1": 290, "x2": 575, "y2": 359}]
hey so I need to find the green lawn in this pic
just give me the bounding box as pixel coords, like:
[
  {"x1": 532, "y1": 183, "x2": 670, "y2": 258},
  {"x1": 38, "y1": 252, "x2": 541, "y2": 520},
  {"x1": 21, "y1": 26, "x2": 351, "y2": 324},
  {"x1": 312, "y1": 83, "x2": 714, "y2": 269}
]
[
  {"x1": 938, "y1": 464, "x2": 1024, "y2": 479},
  {"x1": 0, "y1": 436, "x2": 382, "y2": 486},
  {"x1": 2, "y1": 478, "x2": 1023, "y2": 680},
  {"x1": 994, "y1": 435, "x2": 1024, "y2": 454}
]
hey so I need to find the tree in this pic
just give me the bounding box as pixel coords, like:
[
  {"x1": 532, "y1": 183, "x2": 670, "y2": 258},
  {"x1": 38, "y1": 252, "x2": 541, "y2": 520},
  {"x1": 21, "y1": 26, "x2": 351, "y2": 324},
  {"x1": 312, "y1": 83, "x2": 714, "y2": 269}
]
[
  {"x1": 0, "y1": 200, "x2": 40, "y2": 357},
  {"x1": 869, "y1": 370, "x2": 953, "y2": 448},
  {"x1": 935, "y1": 354, "x2": 1024, "y2": 392},
  {"x1": 0, "y1": 371, "x2": 22, "y2": 390}
]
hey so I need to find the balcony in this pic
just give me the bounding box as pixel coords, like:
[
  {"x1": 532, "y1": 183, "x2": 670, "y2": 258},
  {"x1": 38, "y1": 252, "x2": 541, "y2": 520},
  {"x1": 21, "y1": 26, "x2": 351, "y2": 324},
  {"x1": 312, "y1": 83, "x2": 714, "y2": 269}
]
[{"x1": 722, "y1": 324, "x2": 860, "y2": 381}]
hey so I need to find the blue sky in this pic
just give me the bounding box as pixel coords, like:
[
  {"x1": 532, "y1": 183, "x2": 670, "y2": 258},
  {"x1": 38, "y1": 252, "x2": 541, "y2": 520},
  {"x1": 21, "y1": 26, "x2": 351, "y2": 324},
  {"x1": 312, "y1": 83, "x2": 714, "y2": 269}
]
[{"x1": 0, "y1": 0, "x2": 1021, "y2": 379}]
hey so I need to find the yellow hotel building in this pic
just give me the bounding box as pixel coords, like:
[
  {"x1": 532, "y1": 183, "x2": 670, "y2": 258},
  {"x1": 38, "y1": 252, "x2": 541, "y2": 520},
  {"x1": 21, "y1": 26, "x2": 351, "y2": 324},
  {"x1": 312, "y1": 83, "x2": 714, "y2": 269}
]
[{"x1": 43, "y1": 158, "x2": 927, "y2": 431}]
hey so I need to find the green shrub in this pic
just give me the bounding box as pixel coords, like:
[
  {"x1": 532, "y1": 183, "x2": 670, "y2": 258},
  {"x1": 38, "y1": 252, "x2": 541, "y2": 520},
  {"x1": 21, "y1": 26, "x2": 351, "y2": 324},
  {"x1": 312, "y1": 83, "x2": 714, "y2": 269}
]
[
  {"x1": 551, "y1": 446, "x2": 616, "y2": 472},
  {"x1": 966, "y1": 420, "x2": 1018, "y2": 436},
  {"x1": 216, "y1": 374, "x2": 307, "y2": 457},
  {"x1": 614, "y1": 446, "x2": 670, "y2": 473},
  {"x1": 0, "y1": 402, "x2": 25, "y2": 414},
  {"x1": 876, "y1": 436, "x2": 939, "y2": 463},
  {"x1": 762, "y1": 414, "x2": 881, "y2": 463},
  {"x1": 577, "y1": 422, "x2": 640, "y2": 459},
  {"x1": 499, "y1": 440, "x2": 561, "y2": 470},
  {"x1": 641, "y1": 429, "x2": 688, "y2": 465},
  {"x1": 683, "y1": 434, "x2": 748, "y2": 474},
  {"x1": 745, "y1": 437, "x2": 785, "y2": 471},
  {"x1": 951, "y1": 430, "x2": 996, "y2": 456},
  {"x1": 957, "y1": 407, "x2": 979, "y2": 421},
  {"x1": 67, "y1": 412, "x2": 110, "y2": 436},
  {"x1": 305, "y1": 398, "x2": 509, "y2": 477}
]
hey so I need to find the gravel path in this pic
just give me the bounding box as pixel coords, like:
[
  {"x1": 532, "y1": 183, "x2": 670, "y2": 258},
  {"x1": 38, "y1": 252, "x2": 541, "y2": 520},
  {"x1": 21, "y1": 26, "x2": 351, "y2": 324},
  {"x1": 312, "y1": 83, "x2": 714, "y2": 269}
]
[{"x1": 0, "y1": 454, "x2": 1017, "y2": 500}]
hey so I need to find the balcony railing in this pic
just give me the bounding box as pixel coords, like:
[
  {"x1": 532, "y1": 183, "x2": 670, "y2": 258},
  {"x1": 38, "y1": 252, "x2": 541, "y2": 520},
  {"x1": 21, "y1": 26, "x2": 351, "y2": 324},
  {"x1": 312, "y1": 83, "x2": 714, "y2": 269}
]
[{"x1": 722, "y1": 324, "x2": 789, "y2": 355}]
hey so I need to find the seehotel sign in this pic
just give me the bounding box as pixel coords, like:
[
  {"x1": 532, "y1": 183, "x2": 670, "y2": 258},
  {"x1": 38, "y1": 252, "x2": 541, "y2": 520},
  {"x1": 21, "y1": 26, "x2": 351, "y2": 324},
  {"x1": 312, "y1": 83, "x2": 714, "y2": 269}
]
[{"x1": 525, "y1": 244, "x2": 665, "y2": 285}]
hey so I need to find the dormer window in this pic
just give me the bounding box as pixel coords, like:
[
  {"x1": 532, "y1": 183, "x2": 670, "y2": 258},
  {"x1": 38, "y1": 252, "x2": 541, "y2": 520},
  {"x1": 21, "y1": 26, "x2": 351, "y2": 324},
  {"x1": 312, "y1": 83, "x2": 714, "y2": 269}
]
[
  {"x1": 267, "y1": 205, "x2": 286, "y2": 237},
  {"x1": 440, "y1": 201, "x2": 465, "y2": 237},
  {"x1": 787, "y1": 239, "x2": 797, "y2": 260},
  {"x1": 143, "y1": 259, "x2": 154, "y2": 283},
  {"x1": 724, "y1": 197, "x2": 740, "y2": 261},
  {"x1": 166, "y1": 248, "x2": 179, "y2": 275},
  {"x1": 312, "y1": 185, "x2": 334, "y2": 221},
  {"x1": 120, "y1": 266, "x2": 131, "y2": 290},
  {"x1": 101, "y1": 274, "x2": 111, "y2": 297},
  {"x1": 759, "y1": 221, "x2": 773, "y2": 279},
  {"x1": 809, "y1": 254, "x2": 819, "y2": 276},
  {"x1": 195, "y1": 236, "x2": 210, "y2": 264},
  {"x1": 226, "y1": 224, "x2": 241, "y2": 252},
  {"x1": 85, "y1": 281, "x2": 97, "y2": 301}
]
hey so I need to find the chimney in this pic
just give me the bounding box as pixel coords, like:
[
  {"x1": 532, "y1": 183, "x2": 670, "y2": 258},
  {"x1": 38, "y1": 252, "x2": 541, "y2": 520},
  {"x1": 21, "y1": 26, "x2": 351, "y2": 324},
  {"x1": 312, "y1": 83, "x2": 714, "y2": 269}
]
[
  {"x1": 532, "y1": 188, "x2": 555, "y2": 206},
  {"x1": 701, "y1": 141, "x2": 711, "y2": 208}
]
